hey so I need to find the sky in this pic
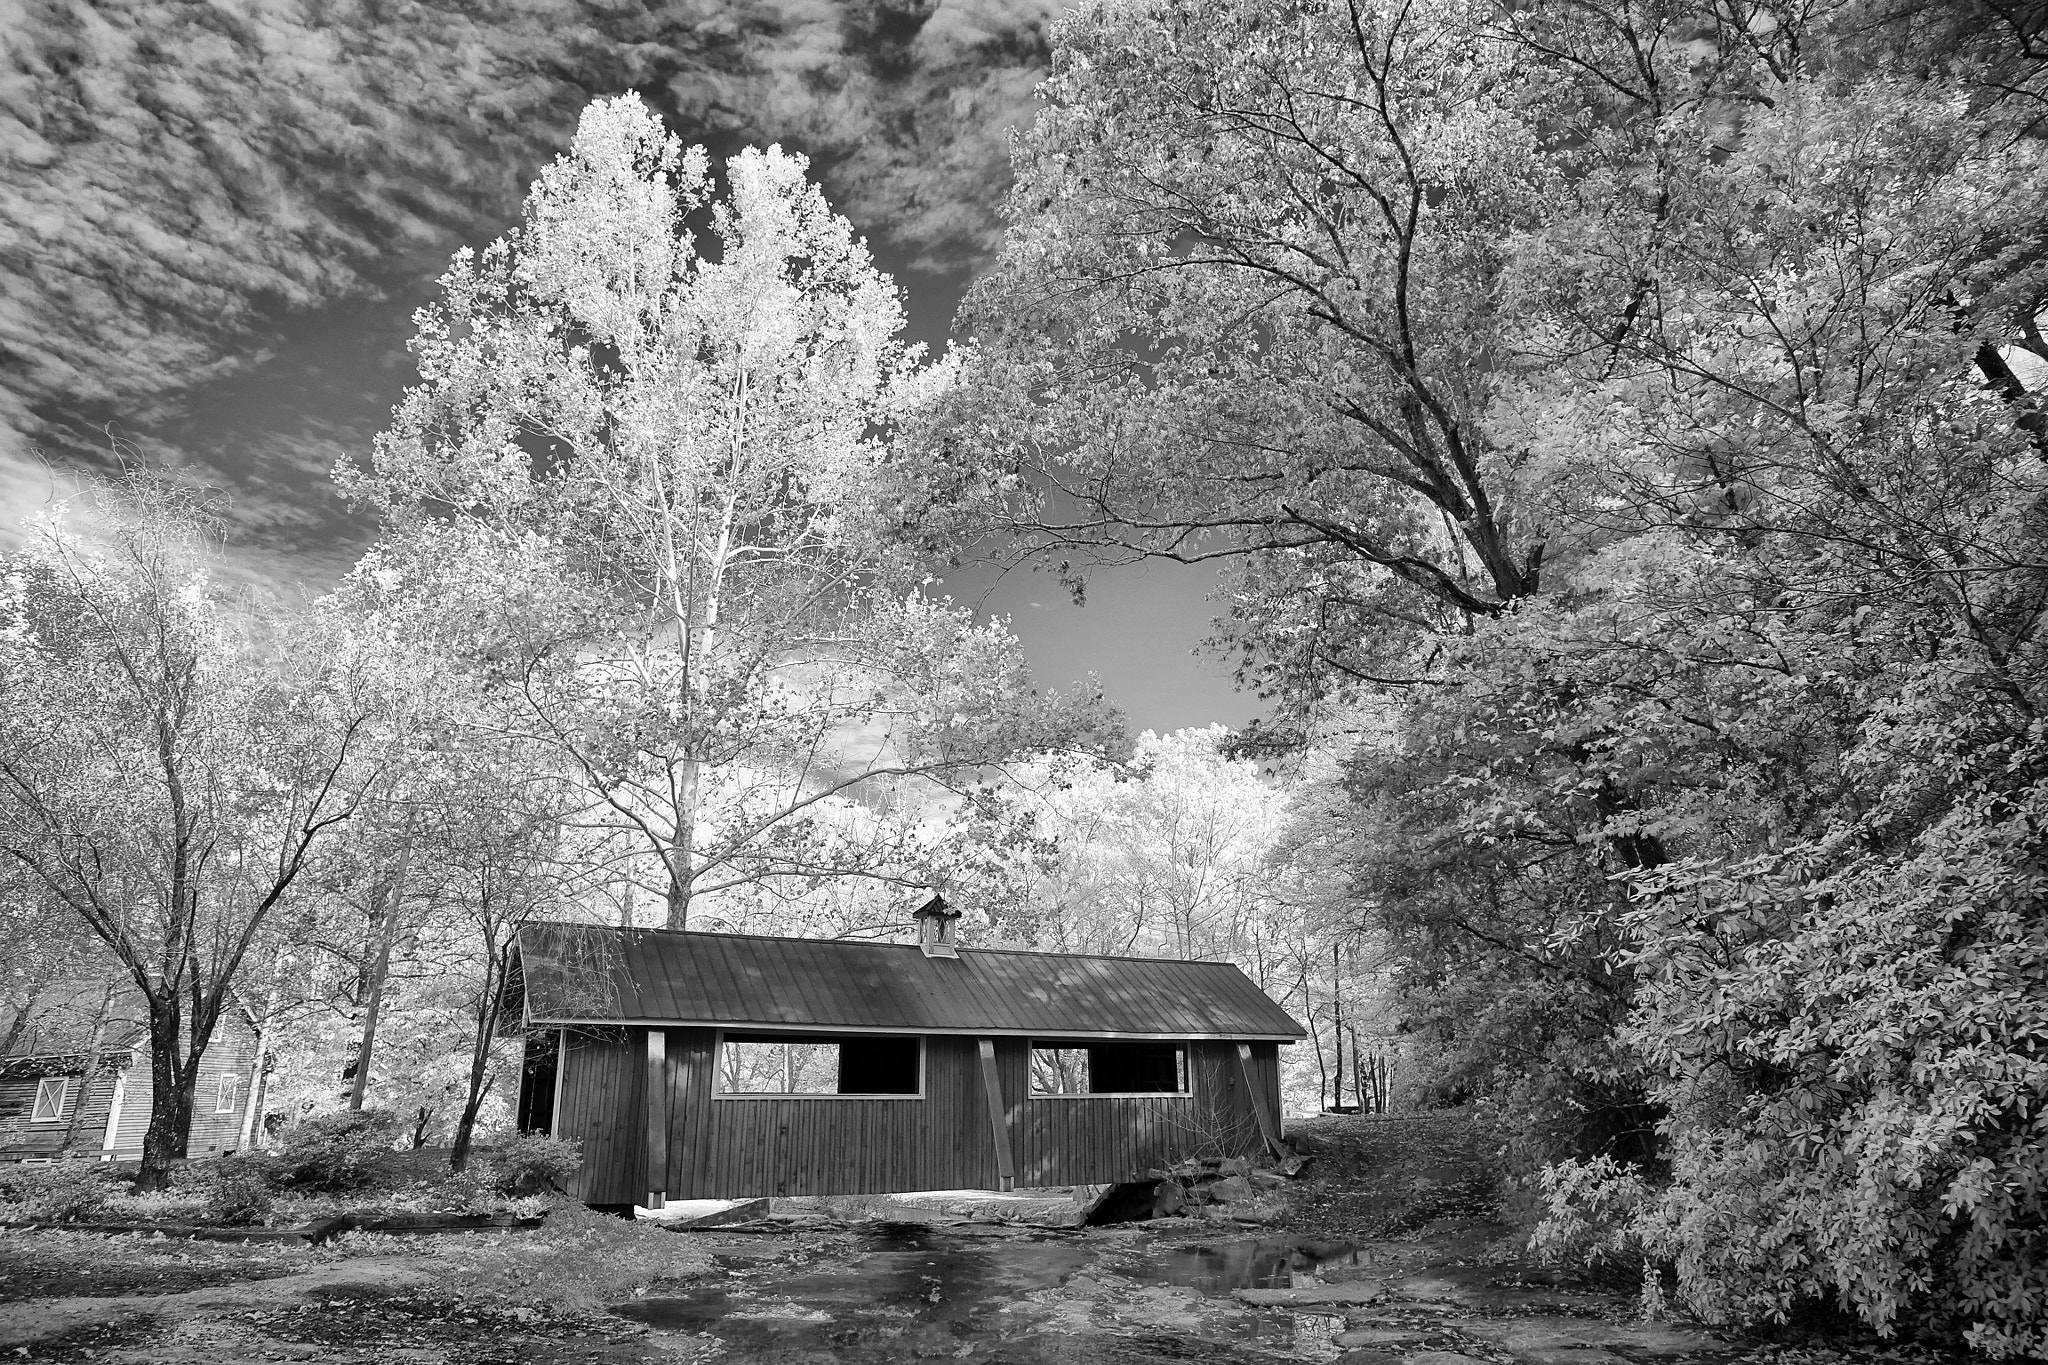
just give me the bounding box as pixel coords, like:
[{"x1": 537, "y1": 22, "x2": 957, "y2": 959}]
[{"x1": 0, "y1": 0, "x2": 1259, "y2": 734}]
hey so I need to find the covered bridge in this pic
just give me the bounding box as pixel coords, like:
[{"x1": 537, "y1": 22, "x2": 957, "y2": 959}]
[{"x1": 507, "y1": 902, "x2": 1305, "y2": 1208}]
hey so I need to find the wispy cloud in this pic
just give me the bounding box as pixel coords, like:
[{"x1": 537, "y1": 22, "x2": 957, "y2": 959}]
[{"x1": 1, "y1": 0, "x2": 1056, "y2": 576}]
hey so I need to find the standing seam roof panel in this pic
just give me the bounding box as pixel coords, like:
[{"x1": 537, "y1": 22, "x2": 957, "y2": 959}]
[{"x1": 516, "y1": 923, "x2": 1305, "y2": 1039}]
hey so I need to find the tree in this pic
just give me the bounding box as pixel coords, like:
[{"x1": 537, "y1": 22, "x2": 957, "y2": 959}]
[
  {"x1": 930, "y1": 0, "x2": 1573, "y2": 718},
  {"x1": 0, "y1": 861, "x2": 113, "y2": 1056},
  {"x1": 423, "y1": 753, "x2": 587, "y2": 1171},
  {"x1": 961, "y1": 727, "x2": 1379, "y2": 1114},
  {"x1": 942, "y1": 0, "x2": 2048, "y2": 1348},
  {"x1": 341, "y1": 94, "x2": 1115, "y2": 929},
  {"x1": 0, "y1": 478, "x2": 381, "y2": 1188}
]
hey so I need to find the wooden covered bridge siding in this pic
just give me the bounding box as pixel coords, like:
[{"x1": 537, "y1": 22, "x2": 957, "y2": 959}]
[{"x1": 552, "y1": 1027, "x2": 1283, "y2": 1204}]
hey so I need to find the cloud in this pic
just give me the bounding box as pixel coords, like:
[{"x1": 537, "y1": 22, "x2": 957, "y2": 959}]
[{"x1": 0, "y1": 0, "x2": 1057, "y2": 576}]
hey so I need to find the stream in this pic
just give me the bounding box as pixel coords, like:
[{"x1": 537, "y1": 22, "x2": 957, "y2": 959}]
[{"x1": 614, "y1": 1222, "x2": 1742, "y2": 1365}]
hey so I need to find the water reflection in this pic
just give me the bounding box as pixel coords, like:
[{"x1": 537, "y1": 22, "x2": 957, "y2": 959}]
[
  {"x1": 615, "y1": 1226, "x2": 1373, "y2": 1361},
  {"x1": 1135, "y1": 1238, "x2": 1369, "y2": 1291}
]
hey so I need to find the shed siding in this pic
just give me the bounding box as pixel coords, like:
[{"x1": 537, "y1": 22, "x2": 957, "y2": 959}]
[
  {"x1": 105, "y1": 1013, "x2": 263, "y2": 1161},
  {"x1": 555, "y1": 1028, "x2": 1286, "y2": 1200},
  {"x1": 662, "y1": 1032, "x2": 1003, "y2": 1199},
  {"x1": 555, "y1": 1027, "x2": 647, "y2": 1204},
  {"x1": 0, "y1": 1068, "x2": 120, "y2": 1159}
]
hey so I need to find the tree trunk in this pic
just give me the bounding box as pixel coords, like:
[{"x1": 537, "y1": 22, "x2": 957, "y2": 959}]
[
  {"x1": 349, "y1": 841, "x2": 415, "y2": 1111},
  {"x1": 449, "y1": 1073, "x2": 495, "y2": 1174},
  {"x1": 1330, "y1": 943, "x2": 1346, "y2": 1110},
  {"x1": 664, "y1": 760, "x2": 698, "y2": 929},
  {"x1": 449, "y1": 944, "x2": 509, "y2": 1174},
  {"x1": 237, "y1": 955, "x2": 286, "y2": 1151},
  {"x1": 136, "y1": 995, "x2": 194, "y2": 1192}
]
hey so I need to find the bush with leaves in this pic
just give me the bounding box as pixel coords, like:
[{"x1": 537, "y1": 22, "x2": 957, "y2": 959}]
[
  {"x1": 472, "y1": 1133, "x2": 581, "y2": 1198},
  {"x1": 0, "y1": 1160, "x2": 115, "y2": 1223},
  {"x1": 1530, "y1": 1155, "x2": 1653, "y2": 1275},
  {"x1": 1628, "y1": 770, "x2": 2048, "y2": 1358},
  {"x1": 268, "y1": 1108, "x2": 402, "y2": 1192},
  {"x1": 194, "y1": 1156, "x2": 277, "y2": 1226}
]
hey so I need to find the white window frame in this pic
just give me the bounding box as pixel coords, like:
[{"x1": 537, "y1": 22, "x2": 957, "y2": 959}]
[
  {"x1": 712, "y1": 1031, "x2": 927, "y2": 1100},
  {"x1": 28, "y1": 1076, "x2": 68, "y2": 1123},
  {"x1": 1027, "y1": 1040, "x2": 1193, "y2": 1100},
  {"x1": 215, "y1": 1072, "x2": 240, "y2": 1114}
]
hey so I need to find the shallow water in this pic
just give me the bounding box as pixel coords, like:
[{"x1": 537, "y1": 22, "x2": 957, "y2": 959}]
[
  {"x1": 614, "y1": 1226, "x2": 1377, "y2": 1364},
  {"x1": 1136, "y1": 1237, "x2": 1372, "y2": 1291}
]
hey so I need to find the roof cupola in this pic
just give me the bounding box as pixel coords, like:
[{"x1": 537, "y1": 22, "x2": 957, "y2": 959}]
[{"x1": 912, "y1": 892, "x2": 961, "y2": 959}]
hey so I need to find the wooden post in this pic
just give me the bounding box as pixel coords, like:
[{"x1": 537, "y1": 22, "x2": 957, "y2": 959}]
[
  {"x1": 977, "y1": 1038, "x2": 1016, "y2": 1193},
  {"x1": 644, "y1": 1028, "x2": 668, "y2": 1209},
  {"x1": 1235, "y1": 1043, "x2": 1282, "y2": 1157},
  {"x1": 99, "y1": 1071, "x2": 127, "y2": 1160}
]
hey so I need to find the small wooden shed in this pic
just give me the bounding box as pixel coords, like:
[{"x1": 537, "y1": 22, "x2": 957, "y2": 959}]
[
  {"x1": 1, "y1": 1002, "x2": 265, "y2": 1163},
  {"x1": 507, "y1": 908, "x2": 1305, "y2": 1208}
]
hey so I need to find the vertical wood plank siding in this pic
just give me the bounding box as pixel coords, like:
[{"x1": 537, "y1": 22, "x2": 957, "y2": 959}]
[
  {"x1": 559, "y1": 1029, "x2": 1288, "y2": 1200},
  {"x1": 556, "y1": 1027, "x2": 645, "y2": 1204}
]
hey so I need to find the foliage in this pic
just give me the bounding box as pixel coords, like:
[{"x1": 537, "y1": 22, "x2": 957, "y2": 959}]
[
  {"x1": 269, "y1": 1109, "x2": 403, "y2": 1193},
  {"x1": 1625, "y1": 780, "x2": 2048, "y2": 1355},
  {"x1": 472, "y1": 1133, "x2": 582, "y2": 1198},
  {"x1": 1529, "y1": 1156, "x2": 1653, "y2": 1275},
  {"x1": 952, "y1": 0, "x2": 2048, "y2": 1350},
  {"x1": 960, "y1": 727, "x2": 1389, "y2": 1114},
  {"x1": 0, "y1": 475, "x2": 384, "y2": 1188},
  {"x1": 338, "y1": 93, "x2": 1117, "y2": 932},
  {"x1": 0, "y1": 1161, "x2": 115, "y2": 1223},
  {"x1": 192, "y1": 1156, "x2": 278, "y2": 1227}
]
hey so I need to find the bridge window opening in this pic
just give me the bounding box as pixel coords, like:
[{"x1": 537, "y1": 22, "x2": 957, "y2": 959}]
[
  {"x1": 718, "y1": 1034, "x2": 922, "y2": 1097},
  {"x1": 1031, "y1": 1042, "x2": 1187, "y2": 1096}
]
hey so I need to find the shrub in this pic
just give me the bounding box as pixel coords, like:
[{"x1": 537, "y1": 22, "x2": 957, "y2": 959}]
[
  {"x1": 196, "y1": 1156, "x2": 276, "y2": 1226},
  {"x1": 0, "y1": 1161, "x2": 116, "y2": 1223},
  {"x1": 1627, "y1": 795, "x2": 2048, "y2": 1357},
  {"x1": 269, "y1": 1109, "x2": 402, "y2": 1192},
  {"x1": 1529, "y1": 1155, "x2": 1653, "y2": 1273},
  {"x1": 474, "y1": 1133, "x2": 583, "y2": 1198}
]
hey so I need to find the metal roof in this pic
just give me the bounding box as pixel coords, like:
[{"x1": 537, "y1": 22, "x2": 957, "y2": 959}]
[
  {"x1": 0, "y1": 1048, "x2": 133, "y2": 1081},
  {"x1": 513, "y1": 923, "x2": 1306, "y2": 1041}
]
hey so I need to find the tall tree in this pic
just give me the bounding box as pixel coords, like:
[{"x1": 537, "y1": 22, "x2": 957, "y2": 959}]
[
  {"x1": 341, "y1": 95, "x2": 1115, "y2": 929},
  {"x1": 0, "y1": 478, "x2": 380, "y2": 1188},
  {"x1": 943, "y1": 0, "x2": 2048, "y2": 1349}
]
